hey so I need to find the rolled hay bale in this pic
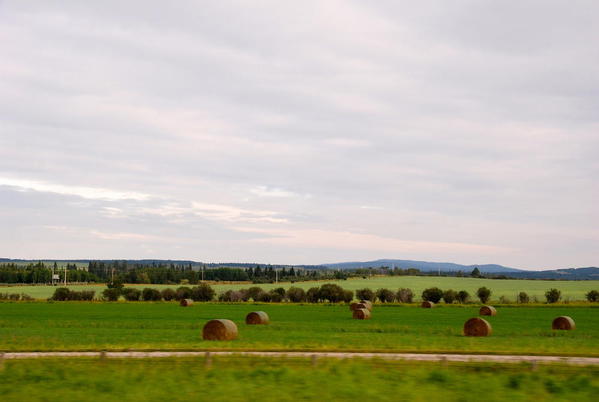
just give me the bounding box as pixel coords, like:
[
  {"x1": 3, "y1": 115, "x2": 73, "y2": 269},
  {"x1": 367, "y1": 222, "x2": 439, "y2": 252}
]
[
  {"x1": 180, "y1": 299, "x2": 193, "y2": 307},
  {"x1": 464, "y1": 317, "x2": 492, "y2": 337},
  {"x1": 421, "y1": 301, "x2": 434, "y2": 308},
  {"x1": 349, "y1": 302, "x2": 360, "y2": 311},
  {"x1": 359, "y1": 300, "x2": 373, "y2": 311},
  {"x1": 479, "y1": 306, "x2": 497, "y2": 316},
  {"x1": 352, "y1": 308, "x2": 371, "y2": 320},
  {"x1": 245, "y1": 311, "x2": 270, "y2": 325},
  {"x1": 202, "y1": 319, "x2": 238, "y2": 341},
  {"x1": 552, "y1": 316, "x2": 575, "y2": 330}
]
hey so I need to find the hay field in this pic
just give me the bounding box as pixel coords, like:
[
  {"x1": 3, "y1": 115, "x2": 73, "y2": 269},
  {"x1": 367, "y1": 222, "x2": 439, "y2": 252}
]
[
  {"x1": 2, "y1": 357, "x2": 597, "y2": 402},
  {"x1": 1, "y1": 303, "x2": 598, "y2": 355},
  {"x1": 4, "y1": 276, "x2": 599, "y2": 300}
]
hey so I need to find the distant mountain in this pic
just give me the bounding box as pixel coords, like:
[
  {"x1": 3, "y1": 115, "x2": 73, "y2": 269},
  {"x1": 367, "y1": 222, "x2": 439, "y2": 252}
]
[
  {"x1": 506, "y1": 267, "x2": 599, "y2": 280},
  {"x1": 323, "y1": 259, "x2": 523, "y2": 273}
]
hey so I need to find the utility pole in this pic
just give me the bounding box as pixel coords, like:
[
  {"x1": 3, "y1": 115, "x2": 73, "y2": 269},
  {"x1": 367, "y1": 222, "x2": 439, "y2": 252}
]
[{"x1": 64, "y1": 265, "x2": 67, "y2": 286}]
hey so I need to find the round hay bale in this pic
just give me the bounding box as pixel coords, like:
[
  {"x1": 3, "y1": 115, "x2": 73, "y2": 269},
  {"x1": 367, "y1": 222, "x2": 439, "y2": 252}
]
[
  {"x1": 180, "y1": 298, "x2": 193, "y2": 307},
  {"x1": 202, "y1": 319, "x2": 238, "y2": 341},
  {"x1": 479, "y1": 306, "x2": 497, "y2": 316},
  {"x1": 245, "y1": 311, "x2": 270, "y2": 325},
  {"x1": 349, "y1": 302, "x2": 360, "y2": 311},
  {"x1": 464, "y1": 317, "x2": 492, "y2": 337},
  {"x1": 352, "y1": 308, "x2": 371, "y2": 320},
  {"x1": 359, "y1": 300, "x2": 373, "y2": 311},
  {"x1": 421, "y1": 301, "x2": 434, "y2": 308},
  {"x1": 552, "y1": 316, "x2": 575, "y2": 330}
]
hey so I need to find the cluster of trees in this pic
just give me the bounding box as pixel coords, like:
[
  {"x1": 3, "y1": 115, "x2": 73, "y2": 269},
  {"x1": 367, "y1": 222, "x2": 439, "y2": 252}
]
[{"x1": 0, "y1": 262, "x2": 99, "y2": 284}]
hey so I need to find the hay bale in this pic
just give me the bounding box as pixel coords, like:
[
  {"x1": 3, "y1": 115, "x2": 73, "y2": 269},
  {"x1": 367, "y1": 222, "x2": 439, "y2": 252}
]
[
  {"x1": 421, "y1": 301, "x2": 434, "y2": 308},
  {"x1": 552, "y1": 316, "x2": 575, "y2": 330},
  {"x1": 202, "y1": 319, "x2": 238, "y2": 341},
  {"x1": 352, "y1": 308, "x2": 371, "y2": 320},
  {"x1": 464, "y1": 317, "x2": 492, "y2": 336},
  {"x1": 479, "y1": 306, "x2": 497, "y2": 316},
  {"x1": 359, "y1": 300, "x2": 373, "y2": 311},
  {"x1": 349, "y1": 302, "x2": 361, "y2": 311},
  {"x1": 245, "y1": 311, "x2": 270, "y2": 325},
  {"x1": 180, "y1": 298, "x2": 193, "y2": 307}
]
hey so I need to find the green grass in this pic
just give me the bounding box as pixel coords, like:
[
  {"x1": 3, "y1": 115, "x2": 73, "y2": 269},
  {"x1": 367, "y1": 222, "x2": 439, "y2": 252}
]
[
  {"x1": 1, "y1": 302, "x2": 598, "y2": 355},
  {"x1": 1, "y1": 357, "x2": 597, "y2": 402},
  {"x1": 3, "y1": 276, "x2": 598, "y2": 301}
]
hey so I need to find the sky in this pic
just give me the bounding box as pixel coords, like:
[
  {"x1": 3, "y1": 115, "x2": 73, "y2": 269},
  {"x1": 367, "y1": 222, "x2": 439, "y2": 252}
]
[{"x1": 0, "y1": 1, "x2": 598, "y2": 269}]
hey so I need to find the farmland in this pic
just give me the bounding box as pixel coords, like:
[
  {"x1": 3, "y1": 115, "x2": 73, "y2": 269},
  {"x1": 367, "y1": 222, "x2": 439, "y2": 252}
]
[
  {"x1": 0, "y1": 303, "x2": 598, "y2": 355},
  {"x1": 2, "y1": 357, "x2": 598, "y2": 402},
  {"x1": 3, "y1": 276, "x2": 599, "y2": 301}
]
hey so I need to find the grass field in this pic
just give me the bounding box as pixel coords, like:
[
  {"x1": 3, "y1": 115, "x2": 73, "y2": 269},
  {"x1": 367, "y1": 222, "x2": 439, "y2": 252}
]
[
  {"x1": 3, "y1": 276, "x2": 599, "y2": 301},
  {"x1": 1, "y1": 357, "x2": 598, "y2": 402},
  {"x1": 1, "y1": 302, "x2": 597, "y2": 355}
]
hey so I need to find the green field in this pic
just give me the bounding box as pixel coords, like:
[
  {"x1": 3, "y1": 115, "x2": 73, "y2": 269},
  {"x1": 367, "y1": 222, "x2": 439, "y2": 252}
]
[
  {"x1": 1, "y1": 302, "x2": 597, "y2": 355},
  {"x1": 3, "y1": 276, "x2": 599, "y2": 301},
  {"x1": 1, "y1": 357, "x2": 597, "y2": 402}
]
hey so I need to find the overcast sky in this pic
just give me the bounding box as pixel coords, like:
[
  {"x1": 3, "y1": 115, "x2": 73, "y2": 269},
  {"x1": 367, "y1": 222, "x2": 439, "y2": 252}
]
[{"x1": 1, "y1": 1, "x2": 597, "y2": 269}]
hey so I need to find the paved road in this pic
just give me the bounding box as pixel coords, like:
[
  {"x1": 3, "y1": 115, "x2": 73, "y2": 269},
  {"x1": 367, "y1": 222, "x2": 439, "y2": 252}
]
[{"x1": 2, "y1": 351, "x2": 598, "y2": 365}]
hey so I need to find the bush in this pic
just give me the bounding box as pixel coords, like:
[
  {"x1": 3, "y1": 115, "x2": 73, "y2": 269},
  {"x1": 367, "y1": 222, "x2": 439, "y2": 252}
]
[
  {"x1": 421, "y1": 287, "x2": 443, "y2": 303},
  {"x1": 342, "y1": 289, "x2": 354, "y2": 303},
  {"x1": 518, "y1": 292, "x2": 530, "y2": 304},
  {"x1": 190, "y1": 283, "x2": 215, "y2": 302},
  {"x1": 78, "y1": 290, "x2": 95, "y2": 301},
  {"x1": 456, "y1": 290, "x2": 469, "y2": 304},
  {"x1": 175, "y1": 287, "x2": 192, "y2": 301},
  {"x1": 102, "y1": 288, "x2": 120, "y2": 301},
  {"x1": 20, "y1": 293, "x2": 33, "y2": 301},
  {"x1": 442, "y1": 289, "x2": 457, "y2": 304},
  {"x1": 272, "y1": 287, "x2": 286, "y2": 298},
  {"x1": 122, "y1": 288, "x2": 142, "y2": 301},
  {"x1": 318, "y1": 284, "x2": 345, "y2": 302},
  {"x1": 161, "y1": 288, "x2": 176, "y2": 301},
  {"x1": 499, "y1": 295, "x2": 511, "y2": 304},
  {"x1": 396, "y1": 288, "x2": 414, "y2": 303},
  {"x1": 51, "y1": 288, "x2": 71, "y2": 301},
  {"x1": 476, "y1": 287, "x2": 491, "y2": 303},
  {"x1": 246, "y1": 286, "x2": 264, "y2": 301},
  {"x1": 286, "y1": 287, "x2": 306, "y2": 303},
  {"x1": 376, "y1": 288, "x2": 395, "y2": 303},
  {"x1": 268, "y1": 290, "x2": 284, "y2": 302},
  {"x1": 107, "y1": 279, "x2": 124, "y2": 291},
  {"x1": 255, "y1": 291, "x2": 271, "y2": 302},
  {"x1": 586, "y1": 290, "x2": 599, "y2": 302},
  {"x1": 355, "y1": 288, "x2": 375, "y2": 301},
  {"x1": 545, "y1": 288, "x2": 561, "y2": 304},
  {"x1": 306, "y1": 287, "x2": 320, "y2": 303},
  {"x1": 142, "y1": 288, "x2": 162, "y2": 301}
]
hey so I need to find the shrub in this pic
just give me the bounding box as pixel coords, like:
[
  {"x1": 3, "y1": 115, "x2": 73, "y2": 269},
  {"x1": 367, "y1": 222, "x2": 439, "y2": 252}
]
[
  {"x1": 20, "y1": 293, "x2": 33, "y2": 301},
  {"x1": 476, "y1": 287, "x2": 491, "y2": 304},
  {"x1": 122, "y1": 288, "x2": 142, "y2": 301},
  {"x1": 499, "y1": 295, "x2": 511, "y2": 304},
  {"x1": 191, "y1": 283, "x2": 215, "y2": 302},
  {"x1": 102, "y1": 288, "x2": 120, "y2": 301},
  {"x1": 586, "y1": 290, "x2": 599, "y2": 302},
  {"x1": 255, "y1": 291, "x2": 272, "y2": 302},
  {"x1": 442, "y1": 289, "x2": 457, "y2": 304},
  {"x1": 286, "y1": 287, "x2": 306, "y2": 303},
  {"x1": 107, "y1": 279, "x2": 124, "y2": 291},
  {"x1": 355, "y1": 288, "x2": 375, "y2": 301},
  {"x1": 376, "y1": 288, "x2": 395, "y2": 303},
  {"x1": 456, "y1": 290, "x2": 469, "y2": 304},
  {"x1": 342, "y1": 289, "x2": 354, "y2": 303},
  {"x1": 246, "y1": 286, "x2": 264, "y2": 301},
  {"x1": 396, "y1": 288, "x2": 414, "y2": 303},
  {"x1": 545, "y1": 288, "x2": 561, "y2": 303},
  {"x1": 142, "y1": 288, "x2": 162, "y2": 301},
  {"x1": 78, "y1": 290, "x2": 95, "y2": 301},
  {"x1": 175, "y1": 286, "x2": 192, "y2": 301},
  {"x1": 318, "y1": 284, "x2": 345, "y2": 302},
  {"x1": 421, "y1": 287, "x2": 443, "y2": 303},
  {"x1": 268, "y1": 290, "x2": 284, "y2": 302},
  {"x1": 51, "y1": 287, "x2": 71, "y2": 301},
  {"x1": 161, "y1": 288, "x2": 176, "y2": 301},
  {"x1": 236, "y1": 289, "x2": 250, "y2": 302},
  {"x1": 272, "y1": 287, "x2": 286, "y2": 298},
  {"x1": 518, "y1": 292, "x2": 530, "y2": 304},
  {"x1": 9, "y1": 293, "x2": 21, "y2": 301},
  {"x1": 306, "y1": 287, "x2": 320, "y2": 303}
]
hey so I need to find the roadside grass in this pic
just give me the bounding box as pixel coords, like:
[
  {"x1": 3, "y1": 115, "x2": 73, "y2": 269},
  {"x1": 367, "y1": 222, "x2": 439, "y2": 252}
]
[
  {"x1": 0, "y1": 303, "x2": 597, "y2": 355},
  {"x1": 1, "y1": 357, "x2": 598, "y2": 402}
]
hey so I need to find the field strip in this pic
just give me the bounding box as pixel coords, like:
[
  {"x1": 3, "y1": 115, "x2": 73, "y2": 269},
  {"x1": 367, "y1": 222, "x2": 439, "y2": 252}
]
[{"x1": 2, "y1": 351, "x2": 599, "y2": 365}]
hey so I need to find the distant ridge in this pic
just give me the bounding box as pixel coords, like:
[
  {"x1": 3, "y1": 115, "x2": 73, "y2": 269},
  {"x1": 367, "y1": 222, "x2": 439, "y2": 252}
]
[{"x1": 322, "y1": 259, "x2": 522, "y2": 273}]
